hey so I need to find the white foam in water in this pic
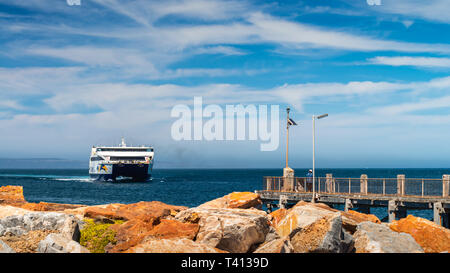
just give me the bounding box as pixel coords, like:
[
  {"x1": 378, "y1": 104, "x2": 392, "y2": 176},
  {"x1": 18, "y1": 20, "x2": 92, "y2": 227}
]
[
  {"x1": 0, "y1": 173, "x2": 92, "y2": 182},
  {"x1": 52, "y1": 177, "x2": 93, "y2": 182}
]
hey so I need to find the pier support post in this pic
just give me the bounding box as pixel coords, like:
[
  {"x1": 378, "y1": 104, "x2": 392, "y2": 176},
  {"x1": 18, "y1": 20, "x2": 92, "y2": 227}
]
[
  {"x1": 360, "y1": 174, "x2": 368, "y2": 194},
  {"x1": 443, "y1": 175, "x2": 450, "y2": 198},
  {"x1": 326, "y1": 173, "x2": 333, "y2": 193},
  {"x1": 279, "y1": 195, "x2": 288, "y2": 209},
  {"x1": 397, "y1": 206, "x2": 407, "y2": 219},
  {"x1": 388, "y1": 200, "x2": 396, "y2": 222},
  {"x1": 388, "y1": 200, "x2": 407, "y2": 222},
  {"x1": 397, "y1": 175, "x2": 405, "y2": 196},
  {"x1": 344, "y1": 199, "x2": 353, "y2": 212},
  {"x1": 434, "y1": 202, "x2": 445, "y2": 226}
]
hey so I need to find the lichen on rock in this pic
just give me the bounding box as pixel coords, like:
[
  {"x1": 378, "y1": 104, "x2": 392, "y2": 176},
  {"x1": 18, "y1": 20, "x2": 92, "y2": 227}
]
[{"x1": 79, "y1": 218, "x2": 123, "y2": 253}]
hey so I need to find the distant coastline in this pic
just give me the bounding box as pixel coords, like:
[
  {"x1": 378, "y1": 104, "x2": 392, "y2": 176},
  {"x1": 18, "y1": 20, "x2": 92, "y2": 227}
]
[{"x1": 0, "y1": 158, "x2": 85, "y2": 169}]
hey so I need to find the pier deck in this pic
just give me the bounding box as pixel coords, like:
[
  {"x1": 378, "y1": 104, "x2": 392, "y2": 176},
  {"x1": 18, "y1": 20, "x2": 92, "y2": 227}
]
[{"x1": 256, "y1": 174, "x2": 450, "y2": 227}]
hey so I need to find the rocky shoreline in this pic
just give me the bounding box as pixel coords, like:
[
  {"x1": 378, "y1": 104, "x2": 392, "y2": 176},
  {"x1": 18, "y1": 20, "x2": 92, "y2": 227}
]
[{"x1": 0, "y1": 185, "x2": 449, "y2": 253}]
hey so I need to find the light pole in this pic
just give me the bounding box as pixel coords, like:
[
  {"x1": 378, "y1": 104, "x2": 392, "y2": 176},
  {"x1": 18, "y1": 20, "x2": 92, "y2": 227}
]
[
  {"x1": 286, "y1": 107, "x2": 290, "y2": 169},
  {"x1": 312, "y1": 113, "x2": 328, "y2": 202}
]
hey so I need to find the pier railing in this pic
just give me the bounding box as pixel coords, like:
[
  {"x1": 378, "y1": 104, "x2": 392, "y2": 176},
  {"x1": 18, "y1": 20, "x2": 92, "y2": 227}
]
[{"x1": 263, "y1": 174, "x2": 450, "y2": 198}]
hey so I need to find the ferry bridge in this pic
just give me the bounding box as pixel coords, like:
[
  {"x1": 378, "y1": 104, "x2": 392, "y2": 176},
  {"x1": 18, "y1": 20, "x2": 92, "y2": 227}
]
[{"x1": 255, "y1": 174, "x2": 450, "y2": 228}]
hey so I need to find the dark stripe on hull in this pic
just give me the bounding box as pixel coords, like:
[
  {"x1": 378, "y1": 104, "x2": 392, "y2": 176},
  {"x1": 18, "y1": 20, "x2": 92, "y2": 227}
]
[{"x1": 90, "y1": 164, "x2": 151, "y2": 182}]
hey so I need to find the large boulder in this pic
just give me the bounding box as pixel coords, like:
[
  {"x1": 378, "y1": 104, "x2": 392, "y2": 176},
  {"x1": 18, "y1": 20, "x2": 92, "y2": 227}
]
[
  {"x1": 0, "y1": 230, "x2": 56, "y2": 253},
  {"x1": 37, "y1": 233, "x2": 89, "y2": 253},
  {"x1": 389, "y1": 215, "x2": 450, "y2": 253},
  {"x1": 353, "y1": 221, "x2": 424, "y2": 253},
  {"x1": 0, "y1": 239, "x2": 15, "y2": 253},
  {"x1": 289, "y1": 213, "x2": 348, "y2": 253},
  {"x1": 274, "y1": 202, "x2": 337, "y2": 237},
  {"x1": 341, "y1": 210, "x2": 381, "y2": 234},
  {"x1": 0, "y1": 212, "x2": 81, "y2": 239},
  {"x1": 125, "y1": 238, "x2": 226, "y2": 253},
  {"x1": 0, "y1": 205, "x2": 33, "y2": 219},
  {"x1": 176, "y1": 207, "x2": 270, "y2": 253},
  {"x1": 274, "y1": 201, "x2": 381, "y2": 236},
  {"x1": 269, "y1": 208, "x2": 288, "y2": 227},
  {"x1": 0, "y1": 186, "x2": 26, "y2": 206},
  {"x1": 81, "y1": 201, "x2": 187, "y2": 221},
  {"x1": 253, "y1": 237, "x2": 293, "y2": 253},
  {"x1": 21, "y1": 202, "x2": 85, "y2": 212},
  {"x1": 107, "y1": 218, "x2": 199, "y2": 253},
  {"x1": 198, "y1": 192, "x2": 262, "y2": 209},
  {"x1": 0, "y1": 186, "x2": 84, "y2": 212}
]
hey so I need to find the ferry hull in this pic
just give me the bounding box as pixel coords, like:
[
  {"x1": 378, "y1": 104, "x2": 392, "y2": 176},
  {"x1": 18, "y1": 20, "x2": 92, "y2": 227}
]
[{"x1": 90, "y1": 163, "x2": 152, "y2": 182}]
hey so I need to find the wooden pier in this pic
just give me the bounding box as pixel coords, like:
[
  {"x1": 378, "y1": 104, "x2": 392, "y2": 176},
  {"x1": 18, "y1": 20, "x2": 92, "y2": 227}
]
[{"x1": 255, "y1": 174, "x2": 450, "y2": 228}]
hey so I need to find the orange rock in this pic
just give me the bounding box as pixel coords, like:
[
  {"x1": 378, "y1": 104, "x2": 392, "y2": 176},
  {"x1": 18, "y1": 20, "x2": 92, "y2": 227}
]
[
  {"x1": 0, "y1": 185, "x2": 85, "y2": 212},
  {"x1": 389, "y1": 215, "x2": 450, "y2": 253},
  {"x1": 83, "y1": 201, "x2": 187, "y2": 221},
  {"x1": 107, "y1": 217, "x2": 199, "y2": 253},
  {"x1": 0, "y1": 186, "x2": 26, "y2": 205},
  {"x1": 274, "y1": 200, "x2": 382, "y2": 236},
  {"x1": 146, "y1": 219, "x2": 199, "y2": 240},
  {"x1": 341, "y1": 210, "x2": 381, "y2": 233},
  {"x1": 269, "y1": 208, "x2": 288, "y2": 227},
  {"x1": 125, "y1": 238, "x2": 227, "y2": 253},
  {"x1": 199, "y1": 192, "x2": 262, "y2": 209},
  {"x1": 21, "y1": 202, "x2": 85, "y2": 212},
  {"x1": 107, "y1": 215, "x2": 159, "y2": 253},
  {"x1": 346, "y1": 210, "x2": 381, "y2": 224}
]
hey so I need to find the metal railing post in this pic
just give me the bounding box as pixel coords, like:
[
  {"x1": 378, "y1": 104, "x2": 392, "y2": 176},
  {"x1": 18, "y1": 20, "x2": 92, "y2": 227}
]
[{"x1": 422, "y1": 179, "x2": 424, "y2": 197}]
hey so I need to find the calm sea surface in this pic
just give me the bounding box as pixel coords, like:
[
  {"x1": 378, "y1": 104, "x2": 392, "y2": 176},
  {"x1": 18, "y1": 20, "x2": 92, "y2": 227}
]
[{"x1": 1, "y1": 168, "x2": 449, "y2": 221}]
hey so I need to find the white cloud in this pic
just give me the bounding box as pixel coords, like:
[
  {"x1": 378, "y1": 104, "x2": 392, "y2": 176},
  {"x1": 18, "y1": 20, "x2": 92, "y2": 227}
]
[
  {"x1": 368, "y1": 56, "x2": 450, "y2": 68},
  {"x1": 26, "y1": 47, "x2": 156, "y2": 68},
  {"x1": 246, "y1": 12, "x2": 450, "y2": 53},
  {"x1": 192, "y1": 46, "x2": 247, "y2": 56},
  {"x1": 368, "y1": 95, "x2": 450, "y2": 115},
  {"x1": 0, "y1": 67, "x2": 86, "y2": 95},
  {"x1": 375, "y1": 0, "x2": 450, "y2": 24},
  {"x1": 91, "y1": 0, "x2": 249, "y2": 26},
  {"x1": 0, "y1": 100, "x2": 24, "y2": 110}
]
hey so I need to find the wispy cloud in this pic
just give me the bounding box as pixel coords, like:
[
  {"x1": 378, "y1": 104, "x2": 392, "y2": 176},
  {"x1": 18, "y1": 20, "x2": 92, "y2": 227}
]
[
  {"x1": 373, "y1": 0, "x2": 450, "y2": 24},
  {"x1": 368, "y1": 56, "x2": 450, "y2": 68}
]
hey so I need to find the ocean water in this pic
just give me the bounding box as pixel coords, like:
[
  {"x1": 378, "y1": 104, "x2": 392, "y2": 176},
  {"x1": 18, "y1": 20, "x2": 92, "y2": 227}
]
[{"x1": 1, "y1": 168, "x2": 449, "y2": 222}]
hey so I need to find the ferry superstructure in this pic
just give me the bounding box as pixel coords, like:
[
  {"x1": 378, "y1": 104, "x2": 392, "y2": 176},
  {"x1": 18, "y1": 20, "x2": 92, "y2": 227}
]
[{"x1": 89, "y1": 138, "x2": 154, "y2": 181}]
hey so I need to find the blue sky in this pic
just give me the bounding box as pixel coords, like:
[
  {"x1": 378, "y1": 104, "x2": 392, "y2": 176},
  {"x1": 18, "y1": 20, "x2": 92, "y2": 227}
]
[{"x1": 1, "y1": 0, "x2": 450, "y2": 168}]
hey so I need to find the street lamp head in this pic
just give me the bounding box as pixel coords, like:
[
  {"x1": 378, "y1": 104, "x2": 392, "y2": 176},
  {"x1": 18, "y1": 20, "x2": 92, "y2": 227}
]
[
  {"x1": 317, "y1": 113, "x2": 328, "y2": 119},
  {"x1": 286, "y1": 107, "x2": 290, "y2": 113}
]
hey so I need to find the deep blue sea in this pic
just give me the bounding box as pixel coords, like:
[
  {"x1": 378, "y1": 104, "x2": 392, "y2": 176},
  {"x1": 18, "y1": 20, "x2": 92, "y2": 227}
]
[{"x1": 1, "y1": 168, "x2": 449, "y2": 222}]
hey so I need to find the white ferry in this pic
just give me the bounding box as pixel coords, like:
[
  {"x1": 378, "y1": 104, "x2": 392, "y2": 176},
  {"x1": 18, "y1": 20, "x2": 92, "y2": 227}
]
[{"x1": 89, "y1": 138, "x2": 154, "y2": 181}]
